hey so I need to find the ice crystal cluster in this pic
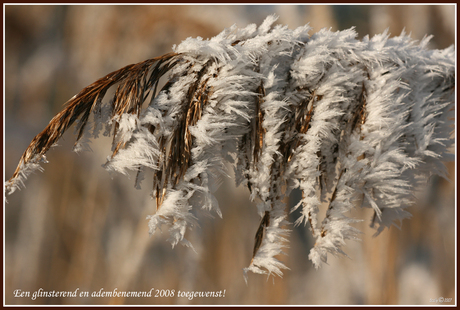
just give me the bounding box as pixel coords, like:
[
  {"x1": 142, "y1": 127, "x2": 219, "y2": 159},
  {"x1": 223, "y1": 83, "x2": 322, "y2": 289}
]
[{"x1": 5, "y1": 16, "x2": 455, "y2": 278}]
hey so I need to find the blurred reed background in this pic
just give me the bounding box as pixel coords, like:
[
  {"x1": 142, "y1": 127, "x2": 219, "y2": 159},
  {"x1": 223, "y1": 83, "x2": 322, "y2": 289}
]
[{"x1": 4, "y1": 4, "x2": 455, "y2": 305}]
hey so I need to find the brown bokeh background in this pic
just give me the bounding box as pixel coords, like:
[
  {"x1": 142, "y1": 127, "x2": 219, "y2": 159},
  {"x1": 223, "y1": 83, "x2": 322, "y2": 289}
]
[{"x1": 4, "y1": 5, "x2": 455, "y2": 305}]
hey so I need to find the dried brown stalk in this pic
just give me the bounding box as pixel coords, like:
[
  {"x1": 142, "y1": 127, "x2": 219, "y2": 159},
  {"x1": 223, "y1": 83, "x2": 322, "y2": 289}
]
[
  {"x1": 350, "y1": 81, "x2": 367, "y2": 134},
  {"x1": 252, "y1": 81, "x2": 266, "y2": 168},
  {"x1": 286, "y1": 90, "x2": 318, "y2": 235},
  {"x1": 320, "y1": 168, "x2": 345, "y2": 238},
  {"x1": 285, "y1": 90, "x2": 317, "y2": 164},
  {"x1": 319, "y1": 80, "x2": 369, "y2": 237},
  {"x1": 152, "y1": 60, "x2": 215, "y2": 210},
  {"x1": 239, "y1": 133, "x2": 253, "y2": 192},
  {"x1": 9, "y1": 52, "x2": 179, "y2": 184},
  {"x1": 252, "y1": 210, "x2": 271, "y2": 260}
]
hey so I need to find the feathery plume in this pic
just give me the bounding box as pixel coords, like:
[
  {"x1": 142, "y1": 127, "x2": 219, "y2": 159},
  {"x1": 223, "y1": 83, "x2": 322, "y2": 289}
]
[{"x1": 6, "y1": 15, "x2": 455, "y2": 276}]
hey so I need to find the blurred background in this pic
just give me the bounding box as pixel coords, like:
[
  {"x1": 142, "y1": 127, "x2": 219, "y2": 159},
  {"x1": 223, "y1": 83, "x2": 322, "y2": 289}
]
[{"x1": 4, "y1": 4, "x2": 455, "y2": 305}]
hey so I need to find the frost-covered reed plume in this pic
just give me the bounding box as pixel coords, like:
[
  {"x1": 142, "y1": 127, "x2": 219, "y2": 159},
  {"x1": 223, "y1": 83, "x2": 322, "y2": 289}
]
[{"x1": 5, "y1": 15, "x2": 455, "y2": 278}]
